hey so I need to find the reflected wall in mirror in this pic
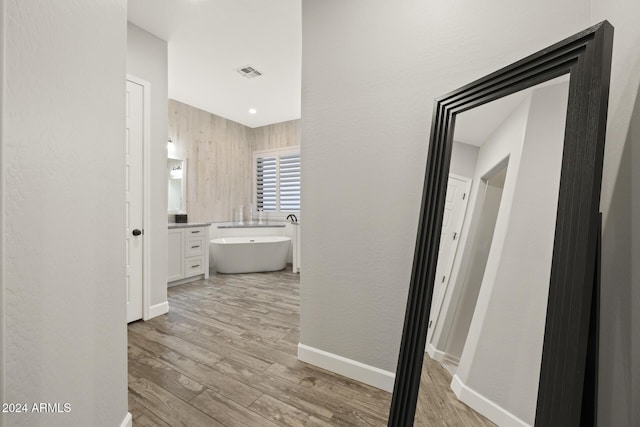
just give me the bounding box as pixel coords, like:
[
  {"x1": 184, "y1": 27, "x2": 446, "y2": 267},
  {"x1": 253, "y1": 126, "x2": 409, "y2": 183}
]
[
  {"x1": 416, "y1": 77, "x2": 569, "y2": 427},
  {"x1": 168, "y1": 157, "x2": 186, "y2": 213},
  {"x1": 389, "y1": 21, "x2": 613, "y2": 426}
]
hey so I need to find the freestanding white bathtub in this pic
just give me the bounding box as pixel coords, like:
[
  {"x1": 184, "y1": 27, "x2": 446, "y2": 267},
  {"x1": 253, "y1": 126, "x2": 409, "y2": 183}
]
[{"x1": 210, "y1": 236, "x2": 291, "y2": 274}]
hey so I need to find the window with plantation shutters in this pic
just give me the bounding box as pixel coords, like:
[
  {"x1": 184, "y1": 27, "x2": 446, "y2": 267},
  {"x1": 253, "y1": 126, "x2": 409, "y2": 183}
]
[
  {"x1": 256, "y1": 156, "x2": 277, "y2": 211},
  {"x1": 254, "y1": 147, "x2": 301, "y2": 214},
  {"x1": 279, "y1": 153, "x2": 301, "y2": 211}
]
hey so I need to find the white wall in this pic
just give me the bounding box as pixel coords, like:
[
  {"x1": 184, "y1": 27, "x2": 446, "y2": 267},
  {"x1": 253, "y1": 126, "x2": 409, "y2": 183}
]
[
  {"x1": 0, "y1": 0, "x2": 5, "y2": 416},
  {"x1": 451, "y1": 141, "x2": 479, "y2": 178},
  {"x1": 1, "y1": 1, "x2": 128, "y2": 426},
  {"x1": 455, "y1": 82, "x2": 569, "y2": 425},
  {"x1": 590, "y1": 2, "x2": 640, "y2": 426},
  {"x1": 300, "y1": 0, "x2": 590, "y2": 380},
  {"x1": 127, "y1": 23, "x2": 168, "y2": 309}
]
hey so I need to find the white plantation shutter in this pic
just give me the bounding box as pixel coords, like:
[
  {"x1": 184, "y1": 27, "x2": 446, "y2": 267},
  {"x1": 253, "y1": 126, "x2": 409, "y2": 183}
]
[
  {"x1": 256, "y1": 156, "x2": 277, "y2": 211},
  {"x1": 255, "y1": 148, "x2": 301, "y2": 214},
  {"x1": 279, "y1": 153, "x2": 301, "y2": 212}
]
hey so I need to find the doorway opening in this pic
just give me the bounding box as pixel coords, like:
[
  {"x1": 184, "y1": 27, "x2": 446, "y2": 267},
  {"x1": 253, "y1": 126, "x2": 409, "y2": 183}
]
[{"x1": 431, "y1": 158, "x2": 509, "y2": 372}]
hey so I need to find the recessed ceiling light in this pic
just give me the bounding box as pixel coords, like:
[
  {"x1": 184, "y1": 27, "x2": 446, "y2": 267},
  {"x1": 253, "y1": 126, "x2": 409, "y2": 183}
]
[{"x1": 249, "y1": 108, "x2": 257, "y2": 115}]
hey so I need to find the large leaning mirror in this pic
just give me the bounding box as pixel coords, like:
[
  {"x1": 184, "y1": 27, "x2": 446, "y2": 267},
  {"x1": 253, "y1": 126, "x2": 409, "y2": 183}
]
[
  {"x1": 414, "y1": 76, "x2": 571, "y2": 427},
  {"x1": 389, "y1": 21, "x2": 613, "y2": 426}
]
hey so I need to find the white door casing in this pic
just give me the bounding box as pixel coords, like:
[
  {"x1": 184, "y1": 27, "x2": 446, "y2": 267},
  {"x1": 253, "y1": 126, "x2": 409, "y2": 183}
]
[
  {"x1": 125, "y1": 80, "x2": 144, "y2": 323},
  {"x1": 426, "y1": 174, "x2": 472, "y2": 345}
]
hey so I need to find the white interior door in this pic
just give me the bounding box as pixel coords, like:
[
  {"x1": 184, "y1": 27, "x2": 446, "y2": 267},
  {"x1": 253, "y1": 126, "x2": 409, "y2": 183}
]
[
  {"x1": 125, "y1": 80, "x2": 144, "y2": 323},
  {"x1": 427, "y1": 174, "x2": 471, "y2": 344}
]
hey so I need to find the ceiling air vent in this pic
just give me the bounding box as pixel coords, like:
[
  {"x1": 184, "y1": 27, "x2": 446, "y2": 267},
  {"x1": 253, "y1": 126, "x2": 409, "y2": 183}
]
[{"x1": 235, "y1": 65, "x2": 262, "y2": 79}]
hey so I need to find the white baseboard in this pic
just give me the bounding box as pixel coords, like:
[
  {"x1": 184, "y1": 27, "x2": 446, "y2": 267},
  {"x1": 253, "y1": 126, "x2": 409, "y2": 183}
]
[
  {"x1": 451, "y1": 374, "x2": 531, "y2": 427},
  {"x1": 444, "y1": 353, "x2": 460, "y2": 365},
  {"x1": 146, "y1": 301, "x2": 169, "y2": 320},
  {"x1": 426, "y1": 344, "x2": 460, "y2": 366},
  {"x1": 120, "y1": 412, "x2": 132, "y2": 427},
  {"x1": 297, "y1": 343, "x2": 395, "y2": 392},
  {"x1": 426, "y1": 343, "x2": 446, "y2": 362}
]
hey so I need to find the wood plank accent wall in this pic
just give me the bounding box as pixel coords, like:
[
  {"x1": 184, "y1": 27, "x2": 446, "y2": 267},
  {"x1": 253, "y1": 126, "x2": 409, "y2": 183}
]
[
  {"x1": 252, "y1": 119, "x2": 301, "y2": 152},
  {"x1": 168, "y1": 100, "x2": 253, "y2": 222},
  {"x1": 168, "y1": 99, "x2": 300, "y2": 222}
]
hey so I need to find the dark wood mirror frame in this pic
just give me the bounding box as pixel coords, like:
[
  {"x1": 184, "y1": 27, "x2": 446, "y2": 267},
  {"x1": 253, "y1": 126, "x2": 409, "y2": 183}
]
[{"x1": 389, "y1": 21, "x2": 614, "y2": 426}]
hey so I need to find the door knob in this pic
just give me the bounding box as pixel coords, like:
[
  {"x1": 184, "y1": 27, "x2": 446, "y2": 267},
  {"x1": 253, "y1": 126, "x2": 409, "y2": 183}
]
[{"x1": 132, "y1": 229, "x2": 143, "y2": 236}]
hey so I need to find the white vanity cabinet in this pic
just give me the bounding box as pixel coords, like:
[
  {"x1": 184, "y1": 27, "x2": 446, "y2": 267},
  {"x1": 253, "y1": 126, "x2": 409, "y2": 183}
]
[
  {"x1": 167, "y1": 228, "x2": 184, "y2": 281},
  {"x1": 168, "y1": 224, "x2": 210, "y2": 285}
]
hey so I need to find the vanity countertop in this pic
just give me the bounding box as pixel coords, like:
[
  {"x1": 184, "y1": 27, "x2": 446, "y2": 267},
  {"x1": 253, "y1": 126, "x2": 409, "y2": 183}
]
[{"x1": 168, "y1": 222, "x2": 213, "y2": 229}]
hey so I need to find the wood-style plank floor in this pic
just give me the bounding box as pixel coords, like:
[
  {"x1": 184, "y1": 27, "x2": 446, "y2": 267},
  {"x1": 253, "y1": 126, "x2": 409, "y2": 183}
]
[
  {"x1": 127, "y1": 268, "x2": 493, "y2": 426},
  {"x1": 415, "y1": 357, "x2": 496, "y2": 426}
]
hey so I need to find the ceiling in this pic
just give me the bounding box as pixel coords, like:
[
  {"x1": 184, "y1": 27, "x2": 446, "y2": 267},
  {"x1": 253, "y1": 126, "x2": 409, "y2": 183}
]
[
  {"x1": 128, "y1": 0, "x2": 301, "y2": 128},
  {"x1": 454, "y1": 91, "x2": 530, "y2": 147},
  {"x1": 454, "y1": 75, "x2": 570, "y2": 147}
]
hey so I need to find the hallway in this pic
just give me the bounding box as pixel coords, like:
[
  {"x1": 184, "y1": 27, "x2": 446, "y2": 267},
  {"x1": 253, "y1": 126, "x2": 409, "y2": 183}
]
[{"x1": 127, "y1": 269, "x2": 392, "y2": 426}]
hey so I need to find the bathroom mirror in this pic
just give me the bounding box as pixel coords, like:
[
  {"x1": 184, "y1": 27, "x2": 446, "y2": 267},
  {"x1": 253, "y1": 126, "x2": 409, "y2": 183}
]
[
  {"x1": 168, "y1": 157, "x2": 186, "y2": 214},
  {"x1": 389, "y1": 21, "x2": 613, "y2": 426}
]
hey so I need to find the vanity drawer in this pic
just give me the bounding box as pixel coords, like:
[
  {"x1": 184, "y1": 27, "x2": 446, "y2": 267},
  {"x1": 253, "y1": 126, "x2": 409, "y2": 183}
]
[
  {"x1": 184, "y1": 256, "x2": 204, "y2": 277},
  {"x1": 168, "y1": 225, "x2": 210, "y2": 284},
  {"x1": 185, "y1": 227, "x2": 204, "y2": 236},
  {"x1": 185, "y1": 236, "x2": 205, "y2": 256}
]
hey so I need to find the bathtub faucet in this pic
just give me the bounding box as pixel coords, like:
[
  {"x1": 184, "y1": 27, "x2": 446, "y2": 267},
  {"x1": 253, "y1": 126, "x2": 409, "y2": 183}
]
[{"x1": 286, "y1": 214, "x2": 298, "y2": 223}]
